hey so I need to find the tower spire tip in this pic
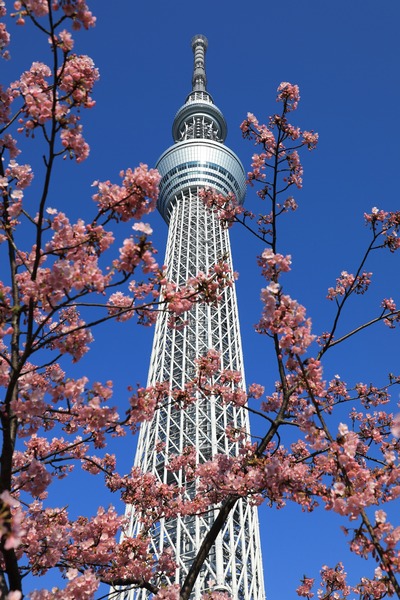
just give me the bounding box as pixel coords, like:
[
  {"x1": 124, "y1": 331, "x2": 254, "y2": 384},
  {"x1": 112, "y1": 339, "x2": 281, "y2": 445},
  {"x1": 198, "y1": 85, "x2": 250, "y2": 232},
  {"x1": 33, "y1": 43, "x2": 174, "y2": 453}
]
[
  {"x1": 191, "y1": 34, "x2": 208, "y2": 92},
  {"x1": 191, "y1": 33, "x2": 208, "y2": 49}
]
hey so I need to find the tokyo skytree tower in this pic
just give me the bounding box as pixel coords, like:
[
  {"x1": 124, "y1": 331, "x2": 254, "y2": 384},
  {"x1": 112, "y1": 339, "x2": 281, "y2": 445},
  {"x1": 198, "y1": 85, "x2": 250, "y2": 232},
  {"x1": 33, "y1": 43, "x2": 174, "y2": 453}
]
[{"x1": 120, "y1": 35, "x2": 265, "y2": 599}]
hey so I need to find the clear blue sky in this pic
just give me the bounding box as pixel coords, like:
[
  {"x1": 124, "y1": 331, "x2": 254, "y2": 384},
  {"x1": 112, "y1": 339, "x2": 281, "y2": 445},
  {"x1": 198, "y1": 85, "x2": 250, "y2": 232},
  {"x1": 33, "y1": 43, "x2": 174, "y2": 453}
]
[{"x1": 3, "y1": 1, "x2": 400, "y2": 597}]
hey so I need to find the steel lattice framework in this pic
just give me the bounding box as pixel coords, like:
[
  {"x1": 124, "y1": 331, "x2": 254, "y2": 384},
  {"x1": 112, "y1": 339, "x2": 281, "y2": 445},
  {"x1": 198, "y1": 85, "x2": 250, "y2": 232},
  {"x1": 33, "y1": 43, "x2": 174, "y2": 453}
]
[{"x1": 113, "y1": 35, "x2": 265, "y2": 600}]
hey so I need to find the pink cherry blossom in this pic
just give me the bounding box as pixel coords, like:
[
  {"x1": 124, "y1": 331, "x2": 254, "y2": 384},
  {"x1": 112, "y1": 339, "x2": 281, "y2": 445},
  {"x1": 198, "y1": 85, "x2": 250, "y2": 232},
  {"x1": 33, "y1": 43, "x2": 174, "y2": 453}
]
[
  {"x1": 57, "y1": 29, "x2": 74, "y2": 52},
  {"x1": 60, "y1": 124, "x2": 90, "y2": 162},
  {"x1": 200, "y1": 188, "x2": 244, "y2": 226},
  {"x1": 0, "y1": 490, "x2": 24, "y2": 550},
  {"x1": 296, "y1": 576, "x2": 315, "y2": 598},
  {"x1": 92, "y1": 164, "x2": 160, "y2": 222},
  {"x1": 276, "y1": 82, "x2": 300, "y2": 111},
  {"x1": 153, "y1": 585, "x2": 180, "y2": 600},
  {"x1": 302, "y1": 130, "x2": 319, "y2": 150},
  {"x1": 391, "y1": 413, "x2": 400, "y2": 438},
  {"x1": 0, "y1": 1, "x2": 10, "y2": 58},
  {"x1": 258, "y1": 248, "x2": 292, "y2": 279},
  {"x1": 58, "y1": 54, "x2": 99, "y2": 108},
  {"x1": 132, "y1": 221, "x2": 153, "y2": 234},
  {"x1": 327, "y1": 270, "x2": 372, "y2": 300},
  {"x1": 248, "y1": 383, "x2": 265, "y2": 399}
]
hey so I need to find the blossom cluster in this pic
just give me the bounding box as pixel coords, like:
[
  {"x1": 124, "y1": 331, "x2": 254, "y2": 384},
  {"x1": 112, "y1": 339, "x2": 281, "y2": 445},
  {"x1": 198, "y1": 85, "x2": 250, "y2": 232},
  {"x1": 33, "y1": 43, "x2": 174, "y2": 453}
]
[
  {"x1": 0, "y1": 490, "x2": 23, "y2": 551},
  {"x1": 0, "y1": 164, "x2": 162, "y2": 363},
  {"x1": 92, "y1": 164, "x2": 160, "y2": 222},
  {"x1": 12, "y1": 0, "x2": 96, "y2": 29},
  {"x1": 364, "y1": 207, "x2": 400, "y2": 252},
  {"x1": 257, "y1": 289, "x2": 315, "y2": 358},
  {"x1": 199, "y1": 188, "x2": 245, "y2": 227},
  {"x1": 160, "y1": 261, "x2": 233, "y2": 319},
  {"x1": 0, "y1": 1, "x2": 10, "y2": 59},
  {"x1": 327, "y1": 270, "x2": 372, "y2": 301},
  {"x1": 0, "y1": 0, "x2": 96, "y2": 178},
  {"x1": 296, "y1": 562, "x2": 397, "y2": 600},
  {"x1": 258, "y1": 248, "x2": 291, "y2": 280},
  {"x1": 276, "y1": 82, "x2": 300, "y2": 111},
  {"x1": 21, "y1": 502, "x2": 174, "y2": 597},
  {"x1": 8, "y1": 54, "x2": 99, "y2": 161},
  {"x1": 240, "y1": 82, "x2": 318, "y2": 223}
]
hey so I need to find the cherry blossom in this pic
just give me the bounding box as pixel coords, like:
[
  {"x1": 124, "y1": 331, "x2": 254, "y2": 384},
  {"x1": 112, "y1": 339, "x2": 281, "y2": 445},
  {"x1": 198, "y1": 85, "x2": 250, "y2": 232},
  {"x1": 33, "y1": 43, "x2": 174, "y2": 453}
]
[
  {"x1": 153, "y1": 585, "x2": 180, "y2": 600},
  {"x1": 392, "y1": 414, "x2": 400, "y2": 438},
  {"x1": 302, "y1": 130, "x2": 319, "y2": 150},
  {"x1": 199, "y1": 188, "x2": 245, "y2": 226},
  {"x1": 0, "y1": 1, "x2": 10, "y2": 58},
  {"x1": 276, "y1": 82, "x2": 300, "y2": 111},
  {"x1": 92, "y1": 165, "x2": 160, "y2": 221},
  {"x1": 12, "y1": 0, "x2": 96, "y2": 29},
  {"x1": 327, "y1": 271, "x2": 372, "y2": 301},
  {"x1": 364, "y1": 207, "x2": 400, "y2": 252},
  {"x1": 296, "y1": 576, "x2": 315, "y2": 598}
]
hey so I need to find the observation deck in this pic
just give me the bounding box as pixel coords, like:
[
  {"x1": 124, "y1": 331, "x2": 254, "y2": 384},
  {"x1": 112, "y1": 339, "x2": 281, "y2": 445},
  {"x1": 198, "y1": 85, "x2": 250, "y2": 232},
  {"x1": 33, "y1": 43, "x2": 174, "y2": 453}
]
[{"x1": 156, "y1": 139, "x2": 246, "y2": 222}]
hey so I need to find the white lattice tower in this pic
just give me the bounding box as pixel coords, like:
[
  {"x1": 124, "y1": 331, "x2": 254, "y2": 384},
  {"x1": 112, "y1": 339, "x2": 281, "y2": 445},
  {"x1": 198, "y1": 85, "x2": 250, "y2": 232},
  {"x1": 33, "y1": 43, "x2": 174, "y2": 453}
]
[{"x1": 114, "y1": 35, "x2": 265, "y2": 600}]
